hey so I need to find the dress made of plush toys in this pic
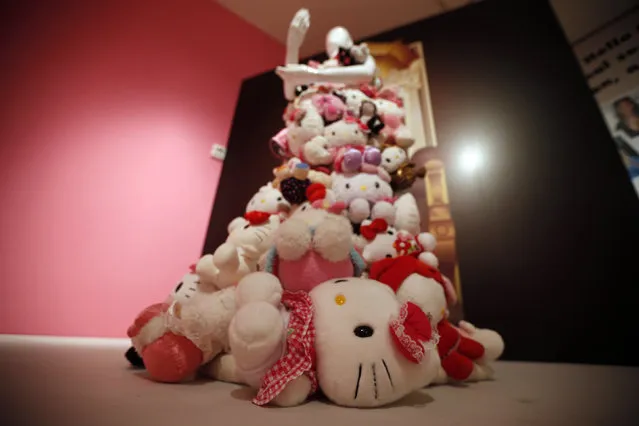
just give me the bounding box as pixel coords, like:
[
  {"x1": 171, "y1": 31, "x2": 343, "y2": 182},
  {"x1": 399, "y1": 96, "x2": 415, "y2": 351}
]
[{"x1": 123, "y1": 8, "x2": 505, "y2": 410}]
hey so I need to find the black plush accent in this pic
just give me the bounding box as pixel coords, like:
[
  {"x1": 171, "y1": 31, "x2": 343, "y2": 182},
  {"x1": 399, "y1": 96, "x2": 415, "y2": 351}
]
[{"x1": 125, "y1": 346, "x2": 145, "y2": 369}]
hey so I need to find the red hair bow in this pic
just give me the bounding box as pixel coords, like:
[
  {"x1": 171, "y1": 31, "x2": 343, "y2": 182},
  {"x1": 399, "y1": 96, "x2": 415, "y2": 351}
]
[
  {"x1": 343, "y1": 115, "x2": 369, "y2": 132},
  {"x1": 244, "y1": 211, "x2": 271, "y2": 226},
  {"x1": 360, "y1": 218, "x2": 388, "y2": 241},
  {"x1": 306, "y1": 183, "x2": 327, "y2": 203}
]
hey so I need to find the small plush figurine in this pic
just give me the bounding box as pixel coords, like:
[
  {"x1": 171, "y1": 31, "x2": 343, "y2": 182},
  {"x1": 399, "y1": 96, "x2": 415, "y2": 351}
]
[
  {"x1": 226, "y1": 275, "x2": 441, "y2": 407},
  {"x1": 197, "y1": 212, "x2": 280, "y2": 290},
  {"x1": 360, "y1": 218, "x2": 439, "y2": 267},
  {"x1": 245, "y1": 182, "x2": 291, "y2": 217},
  {"x1": 369, "y1": 256, "x2": 504, "y2": 383},
  {"x1": 302, "y1": 115, "x2": 370, "y2": 167},
  {"x1": 124, "y1": 266, "x2": 202, "y2": 369},
  {"x1": 331, "y1": 171, "x2": 396, "y2": 224},
  {"x1": 126, "y1": 263, "x2": 237, "y2": 383},
  {"x1": 264, "y1": 183, "x2": 366, "y2": 292}
]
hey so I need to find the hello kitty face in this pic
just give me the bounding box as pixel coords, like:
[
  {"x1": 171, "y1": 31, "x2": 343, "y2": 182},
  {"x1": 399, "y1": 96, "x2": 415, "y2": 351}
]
[
  {"x1": 246, "y1": 184, "x2": 290, "y2": 215},
  {"x1": 332, "y1": 172, "x2": 393, "y2": 205},
  {"x1": 227, "y1": 214, "x2": 280, "y2": 255},
  {"x1": 170, "y1": 271, "x2": 200, "y2": 303},
  {"x1": 336, "y1": 89, "x2": 372, "y2": 116},
  {"x1": 361, "y1": 223, "x2": 400, "y2": 263},
  {"x1": 381, "y1": 146, "x2": 407, "y2": 173},
  {"x1": 323, "y1": 118, "x2": 368, "y2": 149},
  {"x1": 310, "y1": 278, "x2": 439, "y2": 407}
]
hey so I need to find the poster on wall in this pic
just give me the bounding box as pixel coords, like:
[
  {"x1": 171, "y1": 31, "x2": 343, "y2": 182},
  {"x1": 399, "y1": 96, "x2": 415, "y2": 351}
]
[
  {"x1": 573, "y1": 6, "x2": 639, "y2": 196},
  {"x1": 367, "y1": 41, "x2": 465, "y2": 322}
]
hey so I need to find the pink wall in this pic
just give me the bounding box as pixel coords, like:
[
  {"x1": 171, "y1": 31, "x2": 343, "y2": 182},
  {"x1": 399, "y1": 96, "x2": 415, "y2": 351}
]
[{"x1": 0, "y1": 1, "x2": 284, "y2": 337}]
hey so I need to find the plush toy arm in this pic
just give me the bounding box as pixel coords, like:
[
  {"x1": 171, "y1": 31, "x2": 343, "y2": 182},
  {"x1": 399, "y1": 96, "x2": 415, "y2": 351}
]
[
  {"x1": 371, "y1": 201, "x2": 396, "y2": 225},
  {"x1": 235, "y1": 272, "x2": 283, "y2": 308},
  {"x1": 276, "y1": 56, "x2": 377, "y2": 86},
  {"x1": 201, "y1": 353, "x2": 246, "y2": 385}
]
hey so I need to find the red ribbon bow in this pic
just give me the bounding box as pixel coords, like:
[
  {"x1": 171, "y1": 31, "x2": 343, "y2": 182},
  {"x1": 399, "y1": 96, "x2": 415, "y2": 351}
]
[
  {"x1": 343, "y1": 115, "x2": 369, "y2": 132},
  {"x1": 360, "y1": 218, "x2": 388, "y2": 241},
  {"x1": 389, "y1": 302, "x2": 433, "y2": 364},
  {"x1": 244, "y1": 211, "x2": 271, "y2": 226}
]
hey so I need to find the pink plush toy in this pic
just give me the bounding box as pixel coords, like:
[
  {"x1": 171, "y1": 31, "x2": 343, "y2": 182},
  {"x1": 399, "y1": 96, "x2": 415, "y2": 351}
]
[
  {"x1": 311, "y1": 93, "x2": 346, "y2": 123},
  {"x1": 263, "y1": 183, "x2": 366, "y2": 292}
]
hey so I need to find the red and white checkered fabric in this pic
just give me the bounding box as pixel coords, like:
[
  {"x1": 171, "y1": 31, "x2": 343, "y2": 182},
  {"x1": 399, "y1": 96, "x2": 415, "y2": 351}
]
[{"x1": 253, "y1": 291, "x2": 317, "y2": 406}]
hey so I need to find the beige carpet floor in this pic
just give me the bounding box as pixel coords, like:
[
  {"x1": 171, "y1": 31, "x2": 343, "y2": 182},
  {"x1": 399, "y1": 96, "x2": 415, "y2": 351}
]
[{"x1": 1, "y1": 336, "x2": 638, "y2": 426}]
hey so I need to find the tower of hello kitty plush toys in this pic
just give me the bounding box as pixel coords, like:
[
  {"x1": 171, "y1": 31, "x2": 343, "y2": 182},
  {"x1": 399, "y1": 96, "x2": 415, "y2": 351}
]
[{"x1": 124, "y1": 8, "x2": 505, "y2": 408}]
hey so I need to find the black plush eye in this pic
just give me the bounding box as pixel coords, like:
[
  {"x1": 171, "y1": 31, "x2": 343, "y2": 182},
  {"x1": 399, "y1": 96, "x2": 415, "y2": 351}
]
[
  {"x1": 175, "y1": 282, "x2": 183, "y2": 292},
  {"x1": 277, "y1": 197, "x2": 282, "y2": 201},
  {"x1": 345, "y1": 183, "x2": 350, "y2": 189},
  {"x1": 334, "y1": 279, "x2": 348, "y2": 283},
  {"x1": 243, "y1": 224, "x2": 250, "y2": 229},
  {"x1": 354, "y1": 325, "x2": 374, "y2": 338},
  {"x1": 354, "y1": 130, "x2": 359, "y2": 135},
  {"x1": 351, "y1": 95, "x2": 357, "y2": 99},
  {"x1": 332, "y1": 131, "x2": 336, "y2": 136},
  {"x1": 385, "y1": 158, "x2": 391, "y2": 163},
  {"x1": 385, "y1": 254, "x2": 393, "y2": 258},
  {"x1": 375, "y1": 182, "x2": 380, "y2": 188},
  {"x1": 387, "y1": 230, "x2": 394, "y2": 235},
  {"x1": 301, "y1": 205, "x2": 308, "y2": 211}
]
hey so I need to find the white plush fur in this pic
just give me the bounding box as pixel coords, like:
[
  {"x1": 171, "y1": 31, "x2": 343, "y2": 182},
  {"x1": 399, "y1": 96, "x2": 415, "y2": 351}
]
[
  {"x1": 287, "y1": 100, "x2": 324, "y2": 157},
  {"x1": 393, "y1": 193, "x2": 421, "y2": 236},
  {"x1": 303, "y1": 118, "x2": 369, "y2": 166},
  {"x1": 332, "y1": 172, "x2": 394, "y2": 224},
  {"x1": 226, "y1": 275, "x2": 440, "y2": 407},
  {"x1": 336, "y1": 88, "x2": 372, "y2": 116},
  {"x1": 197, "y1": 215, "x2": 280, "y2": 290},
  {"x1": 381, "y1": 146, "x2": 407, "y2": 173},
  {"x1": 276, "y1": 204, "x2": 353, "y2": 263}
]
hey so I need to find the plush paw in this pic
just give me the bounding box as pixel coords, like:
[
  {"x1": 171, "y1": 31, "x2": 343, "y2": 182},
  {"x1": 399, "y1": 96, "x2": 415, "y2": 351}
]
[
  {"x1": 312, "y1": 214, "x2": 353, "y2": 262},
  {"x1": 466, "y1": 327, "x2": 504, "y2": 362},
  {"x1": 394, "y1": 126, "x2": 415, "y2": 149},
  {"x1": 304, "y1": 136, "x2": 332, "y2": 165},
  {"x1": 272, "y1": 375, "x2": 313, "y2": 407},
  {"x1": 229, "y1": 302, "x2": 285, "y2": 376},
  {"x1": 275, "y1": 217, "x2": 312, "y2": 261},
  {"x1": 371, "y1": 201, "x2": 396, "y2": 225},
  {"x1": 141, "y1": 333, "x2": 203, "y2": 383},
  {"x1": 195, "y1": 254, "x2": 219, "y2": 289},
  {"x1": 348, "y1": 198, "x2": 371, "y2": 223},
  {"x1": 212, "y1": 242, "x2": 240, "y2": 272},
  {"x1": 418, "y1": 251, "x2": 439, "y2": 268},
  {"x1": 417, "y1": 232, "x2": 437, "y2": 252},
  {"x1": 236, "y1": 272, "x2": 283, "y2": 308}
]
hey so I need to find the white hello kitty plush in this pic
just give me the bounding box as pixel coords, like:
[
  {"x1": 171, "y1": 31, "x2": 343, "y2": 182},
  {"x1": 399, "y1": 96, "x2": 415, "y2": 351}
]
[
  {"x1": 381, "y1": 146, "x2": 408, "y2": 173},
  {"x1": 284, "y1": 100, "x2": 325, "y2": 161},
  {"x1": 197, "y1": 212, "x2": 281, "y2": 290},
  {"x1": 303, "y1": 116, "x2": 369, "y2": 167},
  {"x1": 332, "y1": 171, "x2": 395, "y2": 224},
  {"x1": 335, "y1": 88, "x2": 373, "y2": 116},
  {"x1": 245, "y1": 183, "x2": 290, "y2": 217},
  {"x1": 359, "y1": 218, "x2": 439, "y2": 267}
]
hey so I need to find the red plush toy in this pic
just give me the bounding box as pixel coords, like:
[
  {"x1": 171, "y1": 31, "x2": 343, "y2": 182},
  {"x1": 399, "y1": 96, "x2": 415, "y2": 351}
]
[{"x1": 370, "y1": 255, "x2": 503, "y2": 382}]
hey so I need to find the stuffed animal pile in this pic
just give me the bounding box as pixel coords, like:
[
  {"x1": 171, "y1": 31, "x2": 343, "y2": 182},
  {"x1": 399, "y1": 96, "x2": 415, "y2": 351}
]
[{"x1": 124, "y1": 9, "x2": 504, "y2": 408}]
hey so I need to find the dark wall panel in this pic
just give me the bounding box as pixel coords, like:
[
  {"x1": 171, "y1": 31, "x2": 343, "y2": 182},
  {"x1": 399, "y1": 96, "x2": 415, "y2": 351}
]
[{"x1": 203, "y1": 0, "x2": 639, "y2": 366}]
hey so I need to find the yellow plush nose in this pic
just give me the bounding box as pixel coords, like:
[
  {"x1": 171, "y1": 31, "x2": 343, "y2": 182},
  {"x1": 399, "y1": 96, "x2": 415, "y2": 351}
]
[
  {"x1": 440, "y1": 308, "x2": 447, "y2": 318},
  {"x1": 260, "y1": 199, "x2": 265, "y2": 204},
  {"x1": 360, "y1": 185, "x2": 367, "y2": 191}
]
